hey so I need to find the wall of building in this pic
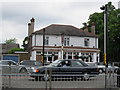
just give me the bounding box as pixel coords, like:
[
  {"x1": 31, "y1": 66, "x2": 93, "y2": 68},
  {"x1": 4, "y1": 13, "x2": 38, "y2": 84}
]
[
  {"x1": 32, "y1": 34, "x2": 98, "y2": 48},
  {"x1": 69, "y1": 36, "x2": 84, "y2": 47}
]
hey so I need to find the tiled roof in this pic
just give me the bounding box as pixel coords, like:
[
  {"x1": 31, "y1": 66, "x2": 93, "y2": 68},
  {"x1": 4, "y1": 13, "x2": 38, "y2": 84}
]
[
  {"x1": 33, "y1": 24, "x2": 97, "y2": 37},
  {"x1": 0, "y1": 43, "x2": 19, "y2": 54}
]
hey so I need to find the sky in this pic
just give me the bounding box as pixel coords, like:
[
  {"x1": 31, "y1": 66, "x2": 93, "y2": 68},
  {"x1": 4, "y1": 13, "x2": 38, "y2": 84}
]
[{"x1": 0, "y1": 0, "x2": 119, "y2": 47}]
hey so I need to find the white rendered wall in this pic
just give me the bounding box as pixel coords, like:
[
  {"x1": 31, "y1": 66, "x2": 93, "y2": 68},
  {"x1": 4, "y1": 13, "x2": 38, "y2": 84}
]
[
  {"x1": 89, "y1": 37, "x2": 98, "y2": 48},
  {"x1": 31, "y1": 51, "x2": 36, "y2": 60},
  {"x1": 92, "y1": 53, "x2": 97, "y2": 62},
  {"x1": 32, "y1": 35, "x2": 98, "y2": 48},
  {"x1": 69, "y1": 36, "x2": 84, "y2": 47}
]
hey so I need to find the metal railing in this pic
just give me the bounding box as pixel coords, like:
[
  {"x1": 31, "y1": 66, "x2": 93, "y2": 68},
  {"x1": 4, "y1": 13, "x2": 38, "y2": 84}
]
[{"x1": 1, "y1": 69, "x2": 120, "y2": 89}]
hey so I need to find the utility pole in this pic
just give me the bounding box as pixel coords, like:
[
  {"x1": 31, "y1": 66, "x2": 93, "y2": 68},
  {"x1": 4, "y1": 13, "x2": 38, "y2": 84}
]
[
  {"x1": 100, "y1": 4, "x2": 108, "y2": 88},
  {"x1": 61, "y1": 33, "x2": 64, "y2": 59},
  {"x1": 43, "y1": 28, "x2": 45, "y2": 66}
]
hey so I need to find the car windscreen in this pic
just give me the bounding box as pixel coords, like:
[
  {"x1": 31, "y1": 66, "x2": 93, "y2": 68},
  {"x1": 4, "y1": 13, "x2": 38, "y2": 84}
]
[{"x1": 49, "y1": 60, "x2": 62, "y2": 67}]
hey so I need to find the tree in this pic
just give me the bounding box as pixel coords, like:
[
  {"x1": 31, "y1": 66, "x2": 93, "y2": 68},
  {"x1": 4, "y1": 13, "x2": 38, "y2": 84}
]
[
  {"x1": 5, "y1": 38, "x2": 17, "y2": 44},
  {"x1": 22, "y1": 37, "x2": 28, "y2": 51},
  {"x1": 83, "y1": 2, "x2": 120, "y2": 62}
]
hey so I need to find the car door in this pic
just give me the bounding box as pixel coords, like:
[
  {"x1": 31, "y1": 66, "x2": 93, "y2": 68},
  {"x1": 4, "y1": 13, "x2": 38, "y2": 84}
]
[
  {"x1": 70, "y1": 60, "x2": 86, "y2": 75},
  {"x1": 10, "y1": 61, "x2": 19, "y2": 73},
  {"x1": 1, "y1": 61, "x2": 10, "y2": 74},
  {"x1": 52, "y1": 60, "x2": 72, "y2": 76}
]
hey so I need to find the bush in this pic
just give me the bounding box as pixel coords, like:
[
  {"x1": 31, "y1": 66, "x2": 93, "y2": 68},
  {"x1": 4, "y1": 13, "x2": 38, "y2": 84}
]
[{"x1": 8, "y1": 48, "x2": 24, "y2": 54}]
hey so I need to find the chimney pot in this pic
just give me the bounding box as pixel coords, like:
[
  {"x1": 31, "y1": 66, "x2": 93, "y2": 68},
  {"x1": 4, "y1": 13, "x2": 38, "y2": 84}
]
[
  {"x1": 28, "y1": 23, "x2": 31, "y2": 26},
  {"x1": 30, "y1": 17, "x2": 35, "y2": 22}
]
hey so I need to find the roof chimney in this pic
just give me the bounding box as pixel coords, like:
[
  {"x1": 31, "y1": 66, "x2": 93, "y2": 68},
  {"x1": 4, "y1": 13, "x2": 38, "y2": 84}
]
[
  {"x1": 83, "y1": 23, "x2": 88, "y2": 32},
  {"x1": 28, "y1": 23, "x2": 31, "y2": 36},
  {"x1": 84, "y1": 27, "x2": 88, "y2": 32},
  {"x1": 28, "y1": 18, "x2": 35, "y2": 36},
  {"x1": 30, "y1": 17, "x2": 35, "y2": 34},
  {"x1": 91, "y1": 22, "x2": 95, "y2": 34}
]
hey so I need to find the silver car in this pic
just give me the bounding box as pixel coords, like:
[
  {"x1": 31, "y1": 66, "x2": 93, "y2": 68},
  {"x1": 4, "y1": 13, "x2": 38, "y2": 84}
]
[
  {"x1": 19, "y1": 60, "x2": 42, "y2": 74},
  {"x1": 86, "y1": 62, "x2": 119, "y2": 73},
  {"x1": 0, "y1": 60, "x2": 19, "y2": 74}
]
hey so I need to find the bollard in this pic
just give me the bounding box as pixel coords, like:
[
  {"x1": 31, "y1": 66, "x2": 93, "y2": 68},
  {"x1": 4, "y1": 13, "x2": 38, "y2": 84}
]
[{"x1": 117, "y1": 68, "x2": 120, "y2": 87}]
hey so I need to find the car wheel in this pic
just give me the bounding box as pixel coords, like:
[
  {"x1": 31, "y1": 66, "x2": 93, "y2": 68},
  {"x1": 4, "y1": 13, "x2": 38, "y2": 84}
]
[
  {"x1": 43, "y1": 74, "x2": 49, "y2": 81},
  {"x1": 20, "y1": 68, "x2": 27, "y2": 73},
  {"x1": 81, "y1": 73, "x2": 89, "y2": 81}
]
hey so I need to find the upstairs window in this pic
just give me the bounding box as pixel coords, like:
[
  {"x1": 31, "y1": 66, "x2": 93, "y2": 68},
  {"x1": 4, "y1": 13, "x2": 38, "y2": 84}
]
[
  {"x1": 64, "y1": 38, "x2": 70, "y2": 46},
  {"x1": 84, "y1": 38, "x2": 89, "y2": 47},
  {"x1": 45, "y1": 37, "x2": 49, "y2": 45}
]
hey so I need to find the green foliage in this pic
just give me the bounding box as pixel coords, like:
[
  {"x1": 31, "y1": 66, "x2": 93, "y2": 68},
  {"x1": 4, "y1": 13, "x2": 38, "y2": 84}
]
[
  {"x1": 8, "y1": 48, "x2": 25, "y2": 54},
  {"x1": 22, "y1": 37, "x2": 28, "y2": 51},
  {"x1": 84, "y1": 2, "x2": 120, "y2": 62},
  {"x1": 5, "y1": 38, "x2": 17, "y2": 44}
]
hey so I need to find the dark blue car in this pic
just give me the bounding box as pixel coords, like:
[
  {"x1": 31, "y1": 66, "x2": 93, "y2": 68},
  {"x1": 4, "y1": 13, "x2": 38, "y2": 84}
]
[{"x1": 30, "y1": 59, "x2": 99, "y2": 81}]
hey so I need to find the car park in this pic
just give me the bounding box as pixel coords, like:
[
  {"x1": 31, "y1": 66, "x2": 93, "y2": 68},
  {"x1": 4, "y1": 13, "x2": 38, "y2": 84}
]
[
  {"x1": 30, "y1": 59, "x2": 99, "y2": 81},
  {"x1": 0, "y1": 60, "x2": 19, "y2": 74},
  {"x1": 19, "y1": 60, "x2": 42, "y2": 74}
]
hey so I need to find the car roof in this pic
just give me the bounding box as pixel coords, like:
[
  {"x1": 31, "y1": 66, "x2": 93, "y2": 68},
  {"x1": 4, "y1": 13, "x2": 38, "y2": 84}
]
[
  {"x1": 0, "y1": 60, "x2": 15, "y2": 62},
  {"x1": 57, "y1": 59, "x2": 87, "y2": 64},
  {"x1": 0, "y1": 60, "x2": 17, "y2": 64},
  {"x1": 20, "y1": 60, "x2": 41, "y2": 63}
]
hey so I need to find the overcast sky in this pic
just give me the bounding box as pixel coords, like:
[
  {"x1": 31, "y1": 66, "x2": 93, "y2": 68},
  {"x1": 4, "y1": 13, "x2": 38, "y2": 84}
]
[{"x1": 0, "y1": 0, "x2": 119, "y2": 47}]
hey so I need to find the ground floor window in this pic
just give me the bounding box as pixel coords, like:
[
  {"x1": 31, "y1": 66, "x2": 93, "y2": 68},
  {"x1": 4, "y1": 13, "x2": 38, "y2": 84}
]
[
  {"x1": 36, "y1": 51, "x2": 98, "y2": 63},
  {"x1": 81, "y1": 53, "x2": 93, "y2": 62}
]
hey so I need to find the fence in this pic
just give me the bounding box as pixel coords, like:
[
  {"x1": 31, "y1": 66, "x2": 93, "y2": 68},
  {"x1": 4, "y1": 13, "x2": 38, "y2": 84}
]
[{"x1": 1, "y1": 69, "x2": 120, "y2": 89}]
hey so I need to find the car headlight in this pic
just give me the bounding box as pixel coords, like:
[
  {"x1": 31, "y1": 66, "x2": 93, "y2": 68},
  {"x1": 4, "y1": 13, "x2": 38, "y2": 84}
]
[{"x1": 30, "y1": 67, "x2": 36, "y2": 72}]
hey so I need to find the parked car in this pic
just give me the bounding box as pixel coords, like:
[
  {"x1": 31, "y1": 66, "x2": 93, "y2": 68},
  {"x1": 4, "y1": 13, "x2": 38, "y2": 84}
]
[
  {"x1": 86, "y1": 62, "x2": 119, "y2": 73},
  {"x1": 19, "y1": 60, "x2": 42, "y2": 74},
  {"x1": 30, "y1": 59, "x2": 99, "y2": 81},
  {"x1": 0, "y1": 60, "x2": 19, "y2": 74}
]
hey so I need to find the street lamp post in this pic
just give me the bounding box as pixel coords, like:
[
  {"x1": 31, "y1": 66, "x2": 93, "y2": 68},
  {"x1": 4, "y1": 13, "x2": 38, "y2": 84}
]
[{"x1": 100, "y1": 4, "x2": 108, "y2": 67}]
